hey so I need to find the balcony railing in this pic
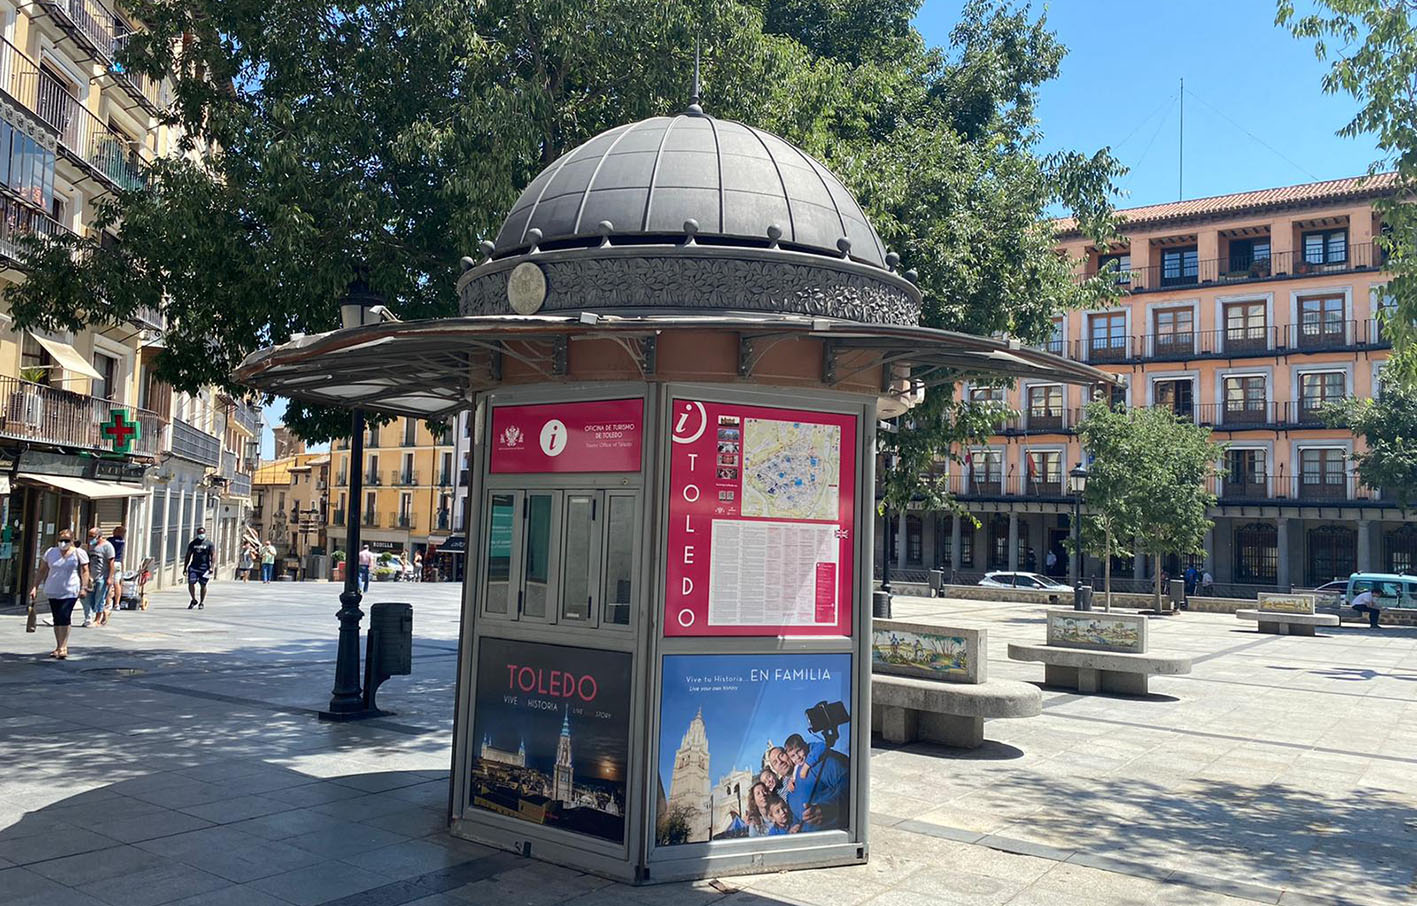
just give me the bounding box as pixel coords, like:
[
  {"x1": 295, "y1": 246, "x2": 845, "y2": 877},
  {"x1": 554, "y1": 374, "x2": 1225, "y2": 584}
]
[
  {"x1": 1067, "y1": 319, "x2": 1388, "y2": 365},
  {"x1": 1297, "y1": 475, "x2": 1350, "y2": 501},
  {"x1": 0, "y1": 192, "x2": 75, "y2": 263},
  {"x1": 170, "y1": 418, "x2": 221, "y2": 466},
  {"x1": 1193, "y1": 402, "x2": 1282, "y2": 429},
  {"x1": 365, "y1": 471, "x2": 382, "y2": 486},
  {"x1": 229, "y1": 472, "x2": 252, "y2": 498},
  {"x1": 394, "y1": 469, "x2": 418, "y2": 487},
  {"x1": 0, "y1": 375, "x2": 163, "y2": 456},
  {"x1": 40, "y1": 0, "x2": 119, "y2": 59},
  {"x1": 1081, "y1": 241, "x2": 1382, "y2": 293},
  {"x1": 362, "y1": 512, "x2": 378, "y2": 527},
  {"x1": 941, "y1": 473, "x2": 1073, "y2": 500},
  {"x1": 332, "y1": 509, "x2": 346, "y2": 525},
  {"x1": 109, "y1": 30, "x2": 163, "y2": 110},
  {"x1": 435, "y1": 512, "x2": 451, "y2": 531},
  {"x1": 436, "y1": 472, "x2": 453, "y2": 487},
  {"x1": 231, "y1": 400, "x2": 260, "y2": 434},
  {"x1": 218, "y1": 447, "x2": 236, "y2": 480},
  {"x1": 396, "y1": 513, "x2": 414, "y2": 528}
]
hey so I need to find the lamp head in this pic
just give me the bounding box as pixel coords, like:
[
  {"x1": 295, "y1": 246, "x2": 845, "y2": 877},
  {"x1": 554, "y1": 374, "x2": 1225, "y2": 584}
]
[{"x1": 340, "y1": 274, "x2": 386, "y2": 330}]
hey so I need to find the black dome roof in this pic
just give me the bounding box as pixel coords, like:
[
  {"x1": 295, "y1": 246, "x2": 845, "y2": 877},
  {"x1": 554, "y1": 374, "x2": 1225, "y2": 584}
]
[{"x1": 493, "y1": 113, "x2": 889, "y2": 269}]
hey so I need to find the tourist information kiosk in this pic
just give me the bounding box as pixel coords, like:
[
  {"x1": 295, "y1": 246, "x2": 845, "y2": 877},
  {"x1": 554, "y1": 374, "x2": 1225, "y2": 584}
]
[{"x1": 234, "y1": 106, "x2": 1110, "y2": 884}]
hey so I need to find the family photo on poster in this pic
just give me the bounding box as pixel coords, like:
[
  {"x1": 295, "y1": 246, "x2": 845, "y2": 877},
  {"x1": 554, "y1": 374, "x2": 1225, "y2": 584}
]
[
  {"x1": 470, "y1": 638, "x2": 632, "y2": 844},
  {"x1": 656, "y1": 653, "x2": 852, "y2": 846}
]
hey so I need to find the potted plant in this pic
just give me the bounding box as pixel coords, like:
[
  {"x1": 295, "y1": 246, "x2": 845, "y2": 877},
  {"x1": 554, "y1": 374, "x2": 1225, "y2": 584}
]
[{"x1": 331, "y1": 550, "x2": 345, "y2": 583}]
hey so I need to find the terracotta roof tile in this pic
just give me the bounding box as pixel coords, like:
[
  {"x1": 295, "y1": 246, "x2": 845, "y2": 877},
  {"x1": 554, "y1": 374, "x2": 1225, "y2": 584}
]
[{"x1": 1054, "y1": 172, "x2": 1398, "y2": 235}]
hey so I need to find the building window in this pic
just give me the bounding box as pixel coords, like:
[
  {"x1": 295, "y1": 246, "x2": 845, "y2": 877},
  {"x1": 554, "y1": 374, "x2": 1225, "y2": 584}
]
[
  {"x1": 1223, "y1": 376, "x2": 1267, "y2": 424},
  {"x1": 969, "y1": 450, "x2": 1003, "y2": 493},
  {"x1": 1097, "y1": 252, "x2": 1131, "y2": 285},
  {"x1": 402, "y1": 452, "x2": 414, "y2": 484},
  {"x1": 1224, "y1": 301, "x2": 1267, "y2": 353},
  {"x1": 1299, "y1": 448, "x2": 1347, "y2": 500},
  {"x1": 1026, "y1": 450, "x2": 1062, "y2": 494},
  {"x1": 403, "y1": 417, "x2": 417, "y2": 446},
  {"x1": 1154, "y1": 378, "x2": 1194, "y2": 419},
  {"x1": 1303, "y1": 228, "x2": 1347, "y2": 266},
  {"x1": 1384, "y1": 524, "x2": 1417, "y2": 573},
  {"x1": 1160, "y1": 246, "x2": 1198, "y2": 286},
  {"x1": 1306, "y1": 524, "x2": 1356, "y2": 586},
  {"x1": 1228, "y1": 237, "x2": 1271, "y2": 275},
  {"x1": 1298, "y1": 372, "x2": 1346, "y2": 416},
  {"x1": 1233, "y1": 522, "x2": 1277, "y2": 584},
  {"x1": 1223, "y1": 449, "x2": 1267, "y2": 497},
  {"x1": 989, "y1": 515, "x2": 1010, "y2": 569},
  {"x1": 1046, "y1": 317, "x2": 1065, "y2": 355},
  {"x1": 367, "y1": 426, "x2": 379, "y2": 448},
  {"x1": 969, "y1": 386, "x2": 1004, "y2": 405},
  {"x1": 1, "y1": 114, "x2": 57, "y2": 211},
  {"x1": 906, "y1": 515, "x2": 922, "y2": 566},
  {"x1": 1297, "y1": 294, "x2": 1346, "y2": 348},
  {"x1": 1088, "y1": 312, "x2": 1127, "y2": 362},
  {"x1": 1153, "y1": 307, "x2": 1194, "y2": 355},
  {"x1": 1027, "y1": 385, "x2": 1063, "y2": 430}
]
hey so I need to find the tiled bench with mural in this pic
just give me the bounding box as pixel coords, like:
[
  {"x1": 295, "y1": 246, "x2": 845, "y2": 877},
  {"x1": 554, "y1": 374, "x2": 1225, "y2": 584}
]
[
  {"x1": 1236, "y1": 593, "x2": 1339, "y2": 636},
  {"x1": 1007, "y1": 610, "x2": 1191, "y2": 696}
]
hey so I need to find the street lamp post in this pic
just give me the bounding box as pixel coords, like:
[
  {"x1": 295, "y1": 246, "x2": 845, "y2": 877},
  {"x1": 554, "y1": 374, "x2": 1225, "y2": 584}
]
[
  {"x1": 320, "y1": 276, "x2": 385, "y2": 721},
  {"x1": 1068, "y1": 462, "x2": 1090, "y2": 611}
]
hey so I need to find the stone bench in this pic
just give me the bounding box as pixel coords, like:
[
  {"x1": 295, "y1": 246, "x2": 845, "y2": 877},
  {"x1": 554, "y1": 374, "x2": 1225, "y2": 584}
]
[
  {"x1": 871, "y1": 674, "x2": 1041, "y2": 747},
  {"x1": 1236, "y1": 610, "x2": 1339, "y2": 636},
  {"x1": 1006, "y1": 609, "x2": 1191, "y2": 696},
  {"x1": 1237, "y1": 593, "x2": 1338, "y2": 636},
  {"x1": 870, "y1": 620, "x2": 1039, "y2": 748},
  {"x1": 1006, "y1": 643, "x2": 1191, "y2": 695}
]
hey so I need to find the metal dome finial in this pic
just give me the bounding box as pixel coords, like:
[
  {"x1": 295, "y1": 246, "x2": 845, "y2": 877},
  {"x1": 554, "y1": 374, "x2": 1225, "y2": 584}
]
[{"x1": 687, "y1": 37, "x2": 704, "y2": 116}]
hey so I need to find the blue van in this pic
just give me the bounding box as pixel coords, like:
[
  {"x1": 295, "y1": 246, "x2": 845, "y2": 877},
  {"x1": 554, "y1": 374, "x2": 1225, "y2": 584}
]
[{"x1": 1343, "y1": 573, "x2": 1417, "y2": 609}]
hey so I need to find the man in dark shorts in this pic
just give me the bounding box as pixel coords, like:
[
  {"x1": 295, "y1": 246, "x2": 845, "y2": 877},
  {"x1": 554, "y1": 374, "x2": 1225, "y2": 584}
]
[{"x1": 184, "y1": 525, "x2": 216, "y2": 610}]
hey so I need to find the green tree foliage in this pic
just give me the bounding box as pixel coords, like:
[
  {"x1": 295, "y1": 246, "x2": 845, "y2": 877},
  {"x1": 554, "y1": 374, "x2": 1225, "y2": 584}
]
[
  {"x1": 4, "y1": 0, "x2": 1120, "y2": 451},
  {"x1": 1277, "y1": 1, "x2": 1416, "y2": 378},
  {"x1": 1327, "y1": 372, "x2": 1417, "y2": 506},
  {"x1": 1076, "y1": 402, "x2": 1223, "y2": 608}
]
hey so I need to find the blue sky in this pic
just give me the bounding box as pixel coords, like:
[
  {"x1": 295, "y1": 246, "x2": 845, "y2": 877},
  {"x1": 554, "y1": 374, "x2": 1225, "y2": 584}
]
[
  {"x1": 915, "y1": 0, "x2": 1381, "y2": 210},
  {"x1": 262, "y1": 2, "x2": 1381, "y2": 455}
]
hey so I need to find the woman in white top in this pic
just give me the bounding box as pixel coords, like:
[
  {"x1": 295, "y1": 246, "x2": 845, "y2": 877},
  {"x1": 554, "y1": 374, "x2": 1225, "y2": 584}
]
[{"x1": 29, "y1": 529, "x2": 91, "y2": 660}]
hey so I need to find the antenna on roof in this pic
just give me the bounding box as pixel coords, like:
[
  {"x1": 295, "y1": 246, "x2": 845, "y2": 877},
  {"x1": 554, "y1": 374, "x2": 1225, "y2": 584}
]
[
  {"x1": 1178, "y1": 77, "x2": 1184, "y2": 201},
  {"x1": 687, "y1": 37, "x2": 704, "y2": 116}
]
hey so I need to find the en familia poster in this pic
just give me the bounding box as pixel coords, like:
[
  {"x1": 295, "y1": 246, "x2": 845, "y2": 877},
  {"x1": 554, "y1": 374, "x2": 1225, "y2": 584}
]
[
  {"x1": 490, "y1": 398, "x2": 643, "y2": 474},
  {"x1": 470, "y1": 638, "x2": 632, "y2": 844},
  {"x1": 665, "y1": 399, "x2": 857, "y2": 637},
  {"x1": 656, "y1": 653, "x2": 852, "y2": 846}
]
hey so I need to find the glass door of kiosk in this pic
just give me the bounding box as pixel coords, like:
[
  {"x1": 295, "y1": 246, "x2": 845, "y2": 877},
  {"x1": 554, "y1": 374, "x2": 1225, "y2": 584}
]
[{"x1": 482, "y1": 489, "x2": 638, "y2": 627}]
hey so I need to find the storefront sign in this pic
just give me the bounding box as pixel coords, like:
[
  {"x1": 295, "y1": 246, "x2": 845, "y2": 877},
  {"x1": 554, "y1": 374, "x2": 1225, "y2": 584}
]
[
  {"x1": 100, "y1": 409, "x2": 141, "y2": 454},
  {"x1": 656, "y1": 653, "x2": 852, "y2": 846},
  {"x1": 664, "y1": 399, "x2": 856, "y2": 637},
  {"x1": 470, "y1": 638, "x2": 631, "y2": 844},
  {"x1": 17, "y1": 450, "x2": 88, "y2": 478},
  {"x1": 90, "y1": 459, "x2": 148, "y2": 484},
  {"x1": 489, "y1": 399, "x2": 643, "y2": 474}
]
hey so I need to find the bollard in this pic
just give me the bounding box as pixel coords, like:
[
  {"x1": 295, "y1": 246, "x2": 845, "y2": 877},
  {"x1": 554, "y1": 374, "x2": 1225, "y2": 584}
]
[
  {"x1": 872, "y1": 590, "x2": 893, "y2": 619},
  {"x1": 928, "y1": 569, "x2": 944, "y2": 598},
  {"x1": 1073, "y1": 584, "x2": 1094, "y2": 612}
]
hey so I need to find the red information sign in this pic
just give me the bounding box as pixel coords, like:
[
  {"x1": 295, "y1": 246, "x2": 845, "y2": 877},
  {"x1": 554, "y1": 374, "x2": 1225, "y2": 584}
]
[
  {"x1": 664, "y1": 399, "x2": 856, "y2": 637},
  {"x1": 489, "y1": 399, "x2": 643, "y2": 474}
]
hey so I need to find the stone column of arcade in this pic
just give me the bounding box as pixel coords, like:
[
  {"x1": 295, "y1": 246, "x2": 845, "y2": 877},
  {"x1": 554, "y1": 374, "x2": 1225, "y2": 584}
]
[{"x1": 234, "y1": 98, "x2": 1113, "y2": 885}]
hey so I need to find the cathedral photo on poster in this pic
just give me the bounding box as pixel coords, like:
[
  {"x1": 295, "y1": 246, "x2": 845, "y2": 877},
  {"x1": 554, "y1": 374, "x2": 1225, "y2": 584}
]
[
  {"x1": 656, "y1": 653, "x2": 852, "y2": 846},
  {"x1": 470, "y1": 638, "x2": 631, "y2": 844}
]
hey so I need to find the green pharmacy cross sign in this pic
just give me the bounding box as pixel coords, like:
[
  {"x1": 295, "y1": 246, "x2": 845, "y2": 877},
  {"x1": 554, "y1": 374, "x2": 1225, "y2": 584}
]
[{"x1": 101, "y1": 409, "x2": 141, "y2": 454}]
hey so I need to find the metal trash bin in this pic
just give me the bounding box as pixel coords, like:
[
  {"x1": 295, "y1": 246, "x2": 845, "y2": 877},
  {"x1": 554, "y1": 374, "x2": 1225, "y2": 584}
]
[
  {"x1": 872, "y1": 590, "x2": 893, "y2": 619},
  {"x1": 1073, "y1": 584, "x2": 1094, "y2": 612},
  {"x1": 928, "y1": 569, "x2": 944, "y2": 597},
  {"x1": 364, "y1": 602, "x2": 412, "y2": 713}
]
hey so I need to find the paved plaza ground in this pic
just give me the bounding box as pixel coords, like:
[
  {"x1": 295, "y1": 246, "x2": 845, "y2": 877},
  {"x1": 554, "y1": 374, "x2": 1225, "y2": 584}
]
[{"x1": 0, "y1": 581, "x2": 1414, "y2": 906}]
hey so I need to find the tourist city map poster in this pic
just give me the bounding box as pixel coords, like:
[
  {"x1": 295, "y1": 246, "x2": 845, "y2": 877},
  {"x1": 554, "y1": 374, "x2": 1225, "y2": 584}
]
[
  {"x1": 665, "y1": 398, "x2": 857, "y2": 636},
  {"x1": 656, "y1": 653, "x2": 852, "y2": 846},
  {"x1": 489, "y1": 398, "x2": 643, "y2": 473},
  {"x1": 470, "y1": 638, "x2": 632, "y2": 844}
]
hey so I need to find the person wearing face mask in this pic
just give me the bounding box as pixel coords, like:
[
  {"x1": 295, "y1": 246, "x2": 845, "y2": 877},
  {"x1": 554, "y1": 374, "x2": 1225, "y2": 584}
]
[
  {"x1": 184, "y1": 525, "x2": 216, "y2": 610},
  {"x1": 29, "y1": 530, "x2": 91, "y2": 659},
  {"x1": 82, "y1": 528, "x2": 117, "y2": 628},
  {"x1": 106, "y1": 524, "x2": 127, "y2": 612}
]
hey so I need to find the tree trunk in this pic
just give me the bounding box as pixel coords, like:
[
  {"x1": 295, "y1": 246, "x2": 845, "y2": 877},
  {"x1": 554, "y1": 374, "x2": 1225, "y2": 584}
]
[
  {"x1": 1153, "y1": 553, "x2": 1163, "y2": 611},
  {"x1": 1104, "y1": 527, "x2": 1113, "y2": 612}
]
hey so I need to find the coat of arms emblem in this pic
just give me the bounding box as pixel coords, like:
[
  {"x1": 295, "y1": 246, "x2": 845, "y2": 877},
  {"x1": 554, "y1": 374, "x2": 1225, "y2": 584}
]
[{"x1": 500, "y1": 425, "x2": 524, "y2": 447}]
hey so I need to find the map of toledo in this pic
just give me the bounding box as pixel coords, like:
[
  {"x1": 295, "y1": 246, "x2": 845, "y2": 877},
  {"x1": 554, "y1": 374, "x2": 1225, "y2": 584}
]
[{"x1": 741, "y1": 418, "x2": 841, "y2": 521}]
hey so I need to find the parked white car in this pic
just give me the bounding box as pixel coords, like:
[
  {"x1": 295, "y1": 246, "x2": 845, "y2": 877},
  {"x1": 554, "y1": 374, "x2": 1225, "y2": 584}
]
[{"x1": 979, "y1": 571, "x2": 1072, "y2": 593}]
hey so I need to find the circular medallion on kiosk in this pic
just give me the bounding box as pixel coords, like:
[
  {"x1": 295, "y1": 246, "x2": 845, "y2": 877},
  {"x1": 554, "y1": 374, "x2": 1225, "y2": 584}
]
[{"x1": 506, "y1": 261, "x2": 547, "y2": 314}]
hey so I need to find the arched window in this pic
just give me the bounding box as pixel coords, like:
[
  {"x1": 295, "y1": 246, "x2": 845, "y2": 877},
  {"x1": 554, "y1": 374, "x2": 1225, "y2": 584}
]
[
  {"x1": 1384, "y1": 523, "x2": 1417, "y2": 574},
  {"x1": 1234, "y1": 522, "x2": 1277, "y2": 584},
  {"x1": 1307, "y1": 524, "x2": 1356, "y2": 586}
]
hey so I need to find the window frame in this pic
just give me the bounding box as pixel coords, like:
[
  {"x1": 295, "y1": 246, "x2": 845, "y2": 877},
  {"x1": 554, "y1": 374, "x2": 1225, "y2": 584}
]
[{"x1": 1302, "y1": 228, "x2": 1348, "y2": 266}]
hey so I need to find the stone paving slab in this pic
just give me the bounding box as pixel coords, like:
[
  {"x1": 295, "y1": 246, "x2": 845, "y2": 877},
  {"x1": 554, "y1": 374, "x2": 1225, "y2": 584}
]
[{"x1": 2, "y1": 581, "x2": 1415, "y2": 905}]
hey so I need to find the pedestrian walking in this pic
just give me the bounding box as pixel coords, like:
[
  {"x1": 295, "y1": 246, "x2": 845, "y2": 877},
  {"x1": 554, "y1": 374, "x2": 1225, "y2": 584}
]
[
  {"x1": 358, "y1": 544, "x2": 374, "y2": 593},
  {"x1": 239, "y1": 547, "x2": 254, "y2": 582},
  {"x1": 83, "y1": 528, "x2": 117, "y2": 628},
  {"x1": 30, "y1": 530, "x2": 91, "y2": 660},
  {"x1": 1201, "y1": 569, "x2": 1214, "y2": 595},
  {"x1": 260, "y1": 541, "x2": 276, "y2": 583},
  {"x1": 1351, "y1": 587, "x2": 1384, "y2": 629},
  {"x1": 107, "y1": 524, "x2": 127, "y2": 613},
  {"x1": 185, "y1": 525, "x2": 216, "y2": 610},
  {"x1": 412, "y1": 550, "x2": 422, "y2": 582}
]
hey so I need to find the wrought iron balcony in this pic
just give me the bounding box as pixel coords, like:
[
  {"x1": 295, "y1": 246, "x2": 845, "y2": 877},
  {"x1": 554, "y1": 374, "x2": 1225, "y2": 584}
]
[
  {"x1": 393, "y1": 469, "x2": 419, "y2": 487},
  {"x1": 396, "y1": 513, "x2": 414, "y2": 528},
  {"x1": 0, "y1": 193, "x2": 75, "y2": 264},
  {"x1": 1079, "y1": 241, "x2": 1382, "y2": 294},
  {"x1": 229, "y1": 472, "x2": 252, "y2": 498},
  {"x1": 0, "y1": 375, "x2": 163, "y2": 456},
  {"x1": 170, "y1": 418, "x2": 221, "y2": 466}
]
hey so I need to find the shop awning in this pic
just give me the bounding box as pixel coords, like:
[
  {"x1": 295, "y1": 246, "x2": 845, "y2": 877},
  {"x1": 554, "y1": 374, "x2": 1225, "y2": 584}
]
[
  {"x1": 22, "y1": 474, "x2": 147, "y2": 499},
  {"x1": 30, "y1": 334, "x2": 103, "y2": 381}
]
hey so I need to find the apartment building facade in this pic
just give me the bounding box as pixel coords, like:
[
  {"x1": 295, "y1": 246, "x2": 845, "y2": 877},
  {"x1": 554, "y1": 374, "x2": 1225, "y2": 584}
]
[
  {"x1": 0, "y1": 1, "x2": 259, "y2": 597},
  {"x1": 327, "y1": 415, "x2": 458, "y2": 565},
  {"x1": 887, "y1": 175, "x2": 1399, "y2": 594},
  {"x1": 250, "y1": 447, "x2": 329, "y2": 575}
]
